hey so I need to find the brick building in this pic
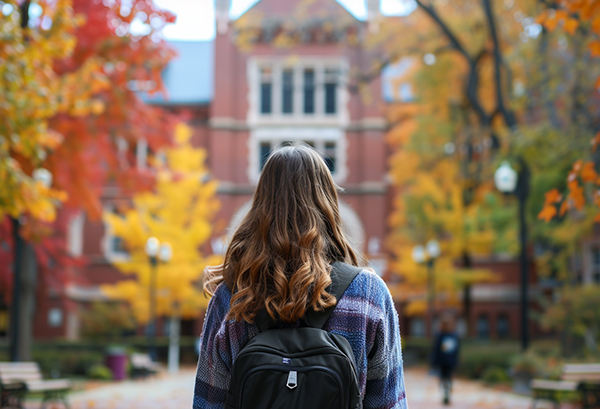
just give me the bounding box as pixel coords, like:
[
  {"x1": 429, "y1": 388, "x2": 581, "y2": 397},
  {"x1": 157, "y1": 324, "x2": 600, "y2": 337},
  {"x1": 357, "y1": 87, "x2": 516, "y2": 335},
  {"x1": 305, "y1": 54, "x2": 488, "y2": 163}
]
[{"x1": 28, "y1": 0, "x2": 540, "y2": 341}]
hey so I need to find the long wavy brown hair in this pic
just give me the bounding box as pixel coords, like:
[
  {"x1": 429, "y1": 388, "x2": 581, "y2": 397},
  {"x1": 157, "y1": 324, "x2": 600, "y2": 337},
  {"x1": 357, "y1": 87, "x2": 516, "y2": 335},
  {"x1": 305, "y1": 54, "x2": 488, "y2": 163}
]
[{"x1": 204, "y1": 144, "x2": 360, "y2": 323}]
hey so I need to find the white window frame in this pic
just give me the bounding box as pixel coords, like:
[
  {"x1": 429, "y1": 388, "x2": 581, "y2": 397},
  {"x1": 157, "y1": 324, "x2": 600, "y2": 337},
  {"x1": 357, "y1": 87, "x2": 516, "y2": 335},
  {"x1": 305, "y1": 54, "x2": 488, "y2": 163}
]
[
  {"x1": 247, "y1": 57, "x2": 350, "y2": 127},
  {"x1": 247, "y1": 127, "x2": 348, "y2": 185},
  {"x1": 101, "y1": 204, "x2": 130, "y2": 262}
]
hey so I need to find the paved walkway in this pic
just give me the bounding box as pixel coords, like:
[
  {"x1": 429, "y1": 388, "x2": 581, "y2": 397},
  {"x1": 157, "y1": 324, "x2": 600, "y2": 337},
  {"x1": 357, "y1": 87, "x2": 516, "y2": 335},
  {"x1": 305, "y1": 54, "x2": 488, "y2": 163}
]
[{"x1": 33, "y1": 367, "x2": 533, "y2": 409}]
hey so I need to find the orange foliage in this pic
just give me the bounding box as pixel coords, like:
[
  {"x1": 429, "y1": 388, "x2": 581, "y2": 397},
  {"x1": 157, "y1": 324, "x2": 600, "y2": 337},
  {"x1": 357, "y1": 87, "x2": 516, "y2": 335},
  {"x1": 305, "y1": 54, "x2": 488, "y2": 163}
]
[{"x1": 538, "y1": 0, "x2": 600, "y2": 221}]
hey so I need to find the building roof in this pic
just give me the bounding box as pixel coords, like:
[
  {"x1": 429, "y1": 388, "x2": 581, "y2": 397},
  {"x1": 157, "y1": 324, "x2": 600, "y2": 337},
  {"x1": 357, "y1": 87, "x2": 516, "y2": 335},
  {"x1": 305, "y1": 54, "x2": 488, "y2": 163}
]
[{"x1": 144, "y1": 40, "x2": 213, "y2": 106}]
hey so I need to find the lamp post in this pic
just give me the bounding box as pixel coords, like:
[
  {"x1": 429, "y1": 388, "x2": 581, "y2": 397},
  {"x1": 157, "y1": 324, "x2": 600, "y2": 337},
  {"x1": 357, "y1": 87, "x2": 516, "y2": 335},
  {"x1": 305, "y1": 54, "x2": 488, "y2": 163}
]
[
  {"x1": 145, "y1": 237, "x2": 160, "y2": 361},
  {"x1": 494, "y1": 160, "x2": 530, "y2": 351},
  {"x1": 412, "y1": 239, "x2": 441, "y2": 338}
]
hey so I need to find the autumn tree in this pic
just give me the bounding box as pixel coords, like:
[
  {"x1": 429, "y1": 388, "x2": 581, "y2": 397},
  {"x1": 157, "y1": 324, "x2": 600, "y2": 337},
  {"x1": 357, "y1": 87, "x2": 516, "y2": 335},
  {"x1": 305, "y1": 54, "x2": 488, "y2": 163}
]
[
  {"x1": 367, "y1": 0, "x2": 540, "y2": 335},
  {"x1": 102, "y1": 124, "x2": 220, "y2": 363},
  {"x1": 384, "y1": 57, "x2": 513, "y2": 330},
  {"x1": 0, "y1": 0, "x2": 177, "y2": 361}
]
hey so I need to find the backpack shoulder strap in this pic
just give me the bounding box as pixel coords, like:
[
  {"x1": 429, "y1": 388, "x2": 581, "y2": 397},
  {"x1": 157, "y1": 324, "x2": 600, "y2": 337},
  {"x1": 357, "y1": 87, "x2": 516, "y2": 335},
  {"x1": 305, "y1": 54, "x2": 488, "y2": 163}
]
[
  {"x1": 303, "y1": 261, "x2": 362, "y2": 330},
  {"x1": 254, "y1": 262, "x2": 363, "y2": 332}
]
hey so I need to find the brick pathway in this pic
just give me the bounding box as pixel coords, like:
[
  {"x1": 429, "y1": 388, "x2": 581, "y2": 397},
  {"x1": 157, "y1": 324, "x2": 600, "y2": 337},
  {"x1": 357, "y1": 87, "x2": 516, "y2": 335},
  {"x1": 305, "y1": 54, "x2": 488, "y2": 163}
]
[{"x1": 34, "y1": 367, "x2": 532, "y2": 409}]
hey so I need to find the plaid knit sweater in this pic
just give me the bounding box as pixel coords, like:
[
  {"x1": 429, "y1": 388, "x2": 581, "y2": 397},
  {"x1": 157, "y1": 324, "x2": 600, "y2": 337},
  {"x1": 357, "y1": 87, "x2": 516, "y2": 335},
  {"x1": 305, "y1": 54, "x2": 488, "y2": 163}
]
[{"x1": 193, "y1": 268, "x2": 409, "y2": 409}]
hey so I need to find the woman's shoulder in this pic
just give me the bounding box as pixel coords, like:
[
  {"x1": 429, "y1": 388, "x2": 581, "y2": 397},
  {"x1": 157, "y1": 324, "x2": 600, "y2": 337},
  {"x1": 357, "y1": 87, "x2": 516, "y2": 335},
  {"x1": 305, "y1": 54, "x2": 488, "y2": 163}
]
[
  {"x1": 342, "y1": 266, "x2": 392, "y2": 304},
  {"x1": 350, "y1": 266, "x2": 390, "y2": 291}
]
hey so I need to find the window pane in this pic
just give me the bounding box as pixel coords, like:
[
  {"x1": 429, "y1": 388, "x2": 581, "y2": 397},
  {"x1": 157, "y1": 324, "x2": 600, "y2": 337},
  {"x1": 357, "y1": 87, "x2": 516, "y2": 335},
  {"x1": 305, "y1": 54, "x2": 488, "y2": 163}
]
[
  {"x1": 593, "y1": 248, "x2": 600, "y2": 268},
  {"x1": 260, "y1": 83, "x2": 272, "y2": 114},
  {"x1": 260, "y1": 67, "x2": 272, "y2": 114},
  {"x1": 112, "y1": 236, "x2": 127, "y2": 254},
  {"x1": 325, "y1": 84, "x2": 336, "y2": 114},
  {"x1": 324, "y1": 141, "x2": 336, "y2": 173},
  {"x1": 497, "y1": 315, "x2": 509, "y2": 338},
  {"x1": 282, "y1": 69, "x2": 294, "y2": 114},
  {"x1": 477, "y1": 315, "x2": 490, "y2": 339},
  {"x1": 303, "y1": 69, "x2": 315, "y2": 114},
  {"x1": 260, "y1": 142, "x2": 271, "y2": 170},
  {"x1": 324, "y1": 69, "x2": 338, "y2": 114}
]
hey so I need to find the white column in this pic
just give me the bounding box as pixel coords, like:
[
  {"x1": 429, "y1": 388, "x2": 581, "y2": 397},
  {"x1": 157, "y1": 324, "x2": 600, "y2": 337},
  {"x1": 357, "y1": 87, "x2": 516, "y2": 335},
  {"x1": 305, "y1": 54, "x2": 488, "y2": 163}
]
[{"x1": 167, "y1": 315, "x2": 181, "y2": 374}]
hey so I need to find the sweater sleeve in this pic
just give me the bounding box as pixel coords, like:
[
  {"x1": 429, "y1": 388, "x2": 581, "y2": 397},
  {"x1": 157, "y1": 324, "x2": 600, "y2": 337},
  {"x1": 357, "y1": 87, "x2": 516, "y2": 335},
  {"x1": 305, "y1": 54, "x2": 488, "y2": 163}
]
[
  {"x1": 363, "y1": 274, "x2": 408, "y2": 409},
  {"x1": 193, "y1": 284, "x2": 231, "y2": 409}
]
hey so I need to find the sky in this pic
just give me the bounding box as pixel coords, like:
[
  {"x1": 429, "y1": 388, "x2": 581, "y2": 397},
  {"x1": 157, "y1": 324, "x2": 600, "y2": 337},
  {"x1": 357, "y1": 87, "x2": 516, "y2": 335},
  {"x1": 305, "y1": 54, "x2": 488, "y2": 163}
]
[{"x1": 152, "y1": 0, "x2": 416, "y2": 42}]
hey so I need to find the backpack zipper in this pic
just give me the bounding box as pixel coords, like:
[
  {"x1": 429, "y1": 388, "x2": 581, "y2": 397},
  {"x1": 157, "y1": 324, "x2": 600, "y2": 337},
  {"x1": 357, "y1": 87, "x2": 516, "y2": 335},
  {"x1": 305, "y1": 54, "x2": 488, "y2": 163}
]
[{"x1": 238, "y1": 364, "x2": 344, "y2": 409}]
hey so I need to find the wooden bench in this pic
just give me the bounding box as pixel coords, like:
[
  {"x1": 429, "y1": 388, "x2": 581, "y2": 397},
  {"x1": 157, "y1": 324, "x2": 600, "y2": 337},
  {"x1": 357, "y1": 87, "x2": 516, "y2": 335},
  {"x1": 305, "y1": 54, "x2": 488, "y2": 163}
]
[
  {"x1": 532, "y1": 363, "x2": 600, "y2": 409},
  {"x1": 0, "y1": 362, "x2": 71, "y2": 409},
  {"x1": 130, "y1": 353, "x2": 160, "y2": 379}
]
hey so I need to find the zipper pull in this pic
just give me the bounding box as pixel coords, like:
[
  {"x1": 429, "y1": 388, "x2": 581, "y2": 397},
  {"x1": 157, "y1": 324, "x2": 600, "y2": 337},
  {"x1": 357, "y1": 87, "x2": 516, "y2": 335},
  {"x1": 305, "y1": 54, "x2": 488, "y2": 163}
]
[{"x1": 286, "y1": 370, "x2": 298, "y2": 389}]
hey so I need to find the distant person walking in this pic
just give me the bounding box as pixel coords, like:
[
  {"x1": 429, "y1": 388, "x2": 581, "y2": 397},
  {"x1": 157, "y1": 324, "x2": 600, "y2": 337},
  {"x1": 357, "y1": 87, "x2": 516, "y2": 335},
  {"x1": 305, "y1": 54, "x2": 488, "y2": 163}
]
[{"x1": 431, "y1": 318, "x2": 460, "y2": 405}]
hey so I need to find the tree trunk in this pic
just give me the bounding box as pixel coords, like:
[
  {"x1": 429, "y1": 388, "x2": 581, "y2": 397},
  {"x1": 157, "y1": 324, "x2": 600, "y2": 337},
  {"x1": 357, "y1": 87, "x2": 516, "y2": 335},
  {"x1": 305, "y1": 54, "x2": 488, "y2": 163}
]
[
  {"x1": 462, "y1": 251, "x2": 473, "y2": 337},
  {"x1": 10, "y1": 224, "x2": 37, "y2": 362}
]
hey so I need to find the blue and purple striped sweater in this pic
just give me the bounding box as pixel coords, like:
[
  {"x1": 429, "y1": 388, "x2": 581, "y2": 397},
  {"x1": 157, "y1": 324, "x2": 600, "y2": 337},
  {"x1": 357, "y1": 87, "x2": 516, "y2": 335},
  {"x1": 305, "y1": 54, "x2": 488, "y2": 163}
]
[{"x1": 193, "y1": 268, "x2": 409, "y2": 409}]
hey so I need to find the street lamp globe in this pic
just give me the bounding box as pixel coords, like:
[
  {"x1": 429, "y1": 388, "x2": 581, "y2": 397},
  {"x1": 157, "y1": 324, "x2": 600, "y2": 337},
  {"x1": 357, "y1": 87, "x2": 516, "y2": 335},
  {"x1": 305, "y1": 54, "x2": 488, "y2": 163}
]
[
  {"x1": 33, "y1": 168, "x2": 53, "y2": 188},
  {"x1": 145, "y1": 237, "x2": 160, "y2": 258},
  {"x1": 411, "y1": 245, "x2": 426, "y2": 264},
  {"x1": 494, "y1": 161, "x2": 518, "y2": 193},
  {"x1": 159, "y1": 242, "x2": 173, "y2": 263},
  {"x1": 426, "y1": 240, "x2": 441, "y2": 259}
]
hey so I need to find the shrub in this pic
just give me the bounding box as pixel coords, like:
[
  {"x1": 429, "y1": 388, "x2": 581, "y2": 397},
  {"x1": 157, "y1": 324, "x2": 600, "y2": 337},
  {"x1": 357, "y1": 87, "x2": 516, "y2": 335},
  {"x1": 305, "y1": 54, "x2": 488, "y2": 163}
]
[
  {"x1": 481, "y1": 366, "x2": 511, "y2": 384},
  {"x1": 510, "y1": 348, "x2": 564, "y2": 380},
  {"x1": 458, "y1": 346, "x2": 517, "y2": 379},
  {"x1": 87, "y1": 365, "x2": 113, "y2": 380},
  {"x1": 32, "y1": 350, "x2": 104, "y2": 378}
]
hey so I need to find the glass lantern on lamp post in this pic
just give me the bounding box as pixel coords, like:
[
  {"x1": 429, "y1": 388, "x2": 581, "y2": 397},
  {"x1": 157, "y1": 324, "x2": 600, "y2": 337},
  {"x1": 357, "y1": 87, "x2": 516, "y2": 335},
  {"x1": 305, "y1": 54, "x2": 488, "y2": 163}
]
[{"x1": 412, "y1": 240, "x2": 441, "y2": 338}]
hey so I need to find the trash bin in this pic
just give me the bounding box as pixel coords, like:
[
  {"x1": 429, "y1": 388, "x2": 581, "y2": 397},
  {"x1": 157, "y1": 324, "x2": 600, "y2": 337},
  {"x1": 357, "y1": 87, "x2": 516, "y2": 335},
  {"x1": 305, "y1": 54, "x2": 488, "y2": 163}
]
[{"x1": 105, "y1": 347, "x2": 128, "y2": 381}]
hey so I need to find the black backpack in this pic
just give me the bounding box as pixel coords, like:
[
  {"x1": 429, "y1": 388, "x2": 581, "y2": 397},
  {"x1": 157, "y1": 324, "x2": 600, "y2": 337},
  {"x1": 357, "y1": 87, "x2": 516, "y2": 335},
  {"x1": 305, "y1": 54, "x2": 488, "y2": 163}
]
[{"x1": 225, "y1": 261, "x2": 363, "y2": 409}]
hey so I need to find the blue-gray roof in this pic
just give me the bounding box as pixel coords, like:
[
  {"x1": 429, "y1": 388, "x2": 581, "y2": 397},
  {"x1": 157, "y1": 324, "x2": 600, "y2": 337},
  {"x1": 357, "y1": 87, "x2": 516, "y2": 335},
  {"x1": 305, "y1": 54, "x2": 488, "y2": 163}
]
[{"x1": 144, "y1": 40, "x2": 214, "y2": 105}]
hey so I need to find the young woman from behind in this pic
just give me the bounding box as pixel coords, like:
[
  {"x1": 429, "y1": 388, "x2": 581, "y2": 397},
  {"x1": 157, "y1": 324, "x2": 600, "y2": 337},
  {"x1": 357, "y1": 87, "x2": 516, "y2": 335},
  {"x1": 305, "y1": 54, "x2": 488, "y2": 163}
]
[{"x1": 194, "y1": 144, "x2": 408, "y2": 409}]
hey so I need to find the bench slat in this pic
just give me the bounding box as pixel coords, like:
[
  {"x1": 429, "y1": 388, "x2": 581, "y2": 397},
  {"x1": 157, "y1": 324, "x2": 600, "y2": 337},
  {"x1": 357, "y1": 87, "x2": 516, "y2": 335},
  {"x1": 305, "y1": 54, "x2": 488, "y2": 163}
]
[
  {"x1": 25, "y1": 380, "x2": 72, "y2": 392},
  {"x1": 562, "y1": 373, "x2": 600, "y2": 382},
  {"x1": 0, "y1": 367, "x2": 40, "y2": 372},
  {"x1": 0, "y1": 363, "x2": 39, "y2": 369},
  {"x1": 563, "y1": 364, "x2": 600, "y2": 372},
  {"x1": 0, "y1": 362, "x2": 44, "y2": 386},
  {"x1": 531, "y1": 379, "x2": 579, "y2": 391},
  {"x1": 562, "y1": 364, "x2": 600, "y2": 382},
  {"x1": 1, "y1": 374, "x2": 43, "y2": 382}
]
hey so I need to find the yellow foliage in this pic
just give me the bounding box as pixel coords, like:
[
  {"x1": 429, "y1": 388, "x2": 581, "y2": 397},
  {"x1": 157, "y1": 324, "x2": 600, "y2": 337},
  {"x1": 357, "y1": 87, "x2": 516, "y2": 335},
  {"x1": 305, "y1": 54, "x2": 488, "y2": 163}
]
[
  {"x1": 102, "y1": 124, "x2": 221, "y2": 323},
  {"x1": 0, "y1": 0, "x2": 108, "y2": 222},
  {"x1": 386, "y1": 107, "x2": 497, "y2": 314}
]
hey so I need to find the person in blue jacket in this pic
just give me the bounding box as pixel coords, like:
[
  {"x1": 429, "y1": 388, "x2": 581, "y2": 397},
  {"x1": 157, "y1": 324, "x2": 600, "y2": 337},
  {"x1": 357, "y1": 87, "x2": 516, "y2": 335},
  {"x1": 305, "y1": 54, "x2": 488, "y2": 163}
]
[{"x1": 431, "y1": 318, "x2": 460, "y2": 405}]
